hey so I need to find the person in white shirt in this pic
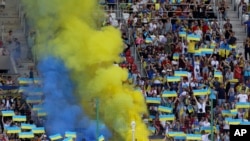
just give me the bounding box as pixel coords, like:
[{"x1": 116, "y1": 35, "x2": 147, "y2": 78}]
[
  {"x1": 202, "y1": 118, "x2": 211, "y2": 127},
  {"x1": 201, "y1": 130, "x2": 210, "y2": 141},
  {"x1": 211, "y1": 56, "x2": 219, "y2": 69},
  {"x1": 237, "y1": 90, "x2": 248, "y2": 102},
  {"x1": 194, "y1": 95, "x2": 208, "y2": 121}
]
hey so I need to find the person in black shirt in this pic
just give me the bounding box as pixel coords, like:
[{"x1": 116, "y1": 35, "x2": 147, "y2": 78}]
[{"x1": 216, "y1": 84, "x2": 226, "y2": 106}]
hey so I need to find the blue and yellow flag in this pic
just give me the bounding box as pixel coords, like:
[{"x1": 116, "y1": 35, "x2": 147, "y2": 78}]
[
  {"x1": 173, "y1": 53, "x2": 179, "y2": 60},
  {"x1": 1, "y1": 110, "x2": 15, "y2": 116},
  {"x1": 187, "y1": 34, "x2": 200, "y2": 41},
  {"x1": 158, "y1": 106, "x2": 173, "y2": 113},
  {"x1": 222, "y1": 110, "x2": 231, "y2": 116},
  {"x1": 236, "y1": 102, "x2": 250, "y2": 108},
  {"x1": 65, "y1": 131, "x2": 77, "y2": 138},
  {"x1": 32, "y1": 127, "x2": 45, "y2": 134},
  {"x1": 21, "y1": 123, "x2": 36, "y2": 130},
  {"x1": 193, "y1": 89, "x2": 210, "y2": 96},
  {"x1": 179, "y1": 31, "x2": 186, "y2": 38},
  {"x1": 19, "y1": 132, "x2": 34, "y2": 138},
  {"x1": 174, "y1": 71, "x2": 188, "y2": 77},
  {"x1": 167, "y1": 76, "x2": 181, "y2": 82},
  {"x1": 159, "y1": 114, "x2": 175, "y2": 121},
  {"x1": 146, "y1": 97, "x2": 161, "y2": 104},
  {"x1": 49, "y1": 134, "x2": 63, "y2": 140},
  {"x1": 201, "y1": 48, "x2": 213, "y2": 55},
  {"x1": 167, "y1": 131, "x2": 186, "y2": 137},
  {"x1": 214, "y1": 71, "x2": 222, "y2": 78},
  {"x1": 186, "y1": 134, "x2": 202, "y2": 140},
  {"x1": 13, "y1": 115, "x2": 26, "y2": 122},
  {"x1": 6, "y1": 127, "x2": 21, "y2": 134},
  {"x1": 162, "y1": 90, "x2": 177, "y2": 97}
]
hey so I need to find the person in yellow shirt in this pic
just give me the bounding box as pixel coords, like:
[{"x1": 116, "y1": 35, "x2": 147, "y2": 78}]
[{"x1": 188, "y1": 40, "x2": 196, "y2": 53}]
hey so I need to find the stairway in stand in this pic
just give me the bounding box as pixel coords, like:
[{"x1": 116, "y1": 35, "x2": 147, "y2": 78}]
[
  {"x1": 1, "y1": 0, "x2": 36, "y2": 76},
  {"x1": 227, "y1": 0, "x2": 246, "y2": 53}
]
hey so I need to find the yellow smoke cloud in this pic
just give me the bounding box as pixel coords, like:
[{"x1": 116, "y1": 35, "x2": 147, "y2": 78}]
[{"x1": 22, "y1": 0, "x2": 149, "y2": 140}]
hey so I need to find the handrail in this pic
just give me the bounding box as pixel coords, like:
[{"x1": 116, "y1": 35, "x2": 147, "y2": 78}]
[{"x1": 118, "y1": 9, "x2": 147, "y2": 77}]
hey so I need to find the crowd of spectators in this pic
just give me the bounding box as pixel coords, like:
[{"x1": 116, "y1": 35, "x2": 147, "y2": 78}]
[{"x1": 112, "y1": 0, "x2": 250, "y2": 141}]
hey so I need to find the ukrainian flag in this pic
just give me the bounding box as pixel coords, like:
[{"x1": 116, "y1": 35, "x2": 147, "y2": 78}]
[
  {"x1": 222, "y1": 110, "x2": 231, "y2": 116},
  {"x1": 201, "y1": 48, "x2": 213, "y2": 55},
  {"x1": 193, "y1": 89, "x2": 209, "y2": 96},
  {"x1": 159, "y1": 114, "x2": 175, "y2": 121},
  {"x1": 26, "y1": 96, "x2": 42, "y2": 103},
  {"x1": 200, "y1": 126, "x2": 217, "y2": 133},
  {"x1": 49, "y1": 134, "x2": 63, "y2": 140},
  {"x1": 241, "y1": 121, "x2": 250, "y2": 125},
  {"x1": 6, "y1": 127, "x2": 21, "y2": 134},
  {"x1": 230, "y1": 109, "x2": 238, "y2": 116},
  {"x1": 13, "y1": 115, "x2": 26, "y2": 122},
  {"x1": 98, "y1": 135, "x2": 105, "y2": 141},
  {"x1": 146, "y1": 97, "x2": 161, "y2": 104},
  {"x1": 167, "y1": 76, "x2": 181, "y2": 82},
  {"x1": 21, "y1": 123, "x2": 36, "y2": 130},
  {"x1": 194, "y1": 49, "x2": 202, "y2": 56},
  {"x1": 18, "y1": 78, "x2": 33, "y2": 85},
  {"x1": 214, "y1": 71, "x2": 222, "y2": 78},
  {"x1": 1, "y1": 110, "x2": 15, "y2": 116},
  {"x1": 187, "y1": 34, "x2": 200, "y2": 41},
  {"x1": 227, "y1": 119, "x2": 241, "y2": 125},
  {"x1": 145, "y1": 37, "x2": 153, "y2": 43},
  {"x1": 173, "y1": 53, "x2": 179, "y2": 60},
  {"x1": 167, "y1": 132, "x2": 186, "y2": 137},
  {"x1": 179, "y1": 31, "x2": 186, "y2": 38},
  {"x1": 158, "y1": 106, "x2": 173, "y2": 113},
  {"x1": 19, "y1": 132, "x2": 34, "y2": 138},
  {"x1": 174, "y1": 71, "x2": 188, "y2": 77},
  {"x1": 236, "y1": 102, "x2": 250, "y2": 108},
  {"x1": 65, "y1": 131, "x2": 77, "y2": 138},
  {"x1": 63, "y1": 138, "x2": 73, "y2": 141},
  {"x1": 174, "y1": 136, "x2": 186, "y2": 140},
  {"x1": 162, "y1": 90, "x2": 177, "y2": 97},
  {"x1": 186, "y1": 134, "x2": 202, "y2": 140},
  {"x1": 32, "y1": 127, "x2": 45, "y2": 134},
  {"x1": 38, "y1": 110, "x2": 47, "y2": 117}
]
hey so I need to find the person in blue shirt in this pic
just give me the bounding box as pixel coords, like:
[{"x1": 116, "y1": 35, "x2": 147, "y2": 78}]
[{"x1": 244, "y1": 18, "x2": 250, "y2": 38}]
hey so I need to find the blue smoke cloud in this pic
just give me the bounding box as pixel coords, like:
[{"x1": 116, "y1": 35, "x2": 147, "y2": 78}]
[{"x1": 37, "y1": 56, "x2": 111, "y2": 141}]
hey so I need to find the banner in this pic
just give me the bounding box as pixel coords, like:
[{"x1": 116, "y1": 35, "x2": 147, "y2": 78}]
[
  {"x1": 49, "y1": 134, "x2": 63, "y2": 141},
  {"x1": 2, "y1": 110, "x2": 15, "y2": 116},
  {"x1": 13, "y1": 115, "x2": 26, "y2": 122},
  {"x1": 162, "y1": 90, "x2": 177, "y2": 97},
  {"x1": 236, "y1": 102, "x2": 250, "y2": 108},
  {"x1": 158, "y1": 106, "x2": 173, "y2": 113},
  {"x1": 167, "y1": 76, "x2": 181, "y2": 82},
  {"x1": 174, "y1": 71, "x2": 188, "y2": 77},
  {"x1": 159, "y1": 114, "x2": 175, "y2": 121},
  {"x1": 146, "y1": 97, "x2": 161, "y2": 104},
  {"x1": 65, "y1": 131, "x2": 77, "y2": 138},
  {"x1": 186, "y1": 134, "x2": 202, "y2": 140},
  {"x1": 19, "y1": 132, "x2": 34, "y2": 138},
  {"x1": 32, "y1": 127, "x2": 45, "y2": 134}
]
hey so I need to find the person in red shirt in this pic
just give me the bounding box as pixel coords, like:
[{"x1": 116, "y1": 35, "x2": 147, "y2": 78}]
[{"x1": 234, "y1": 64, "x2": 242, "y2": 82}]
